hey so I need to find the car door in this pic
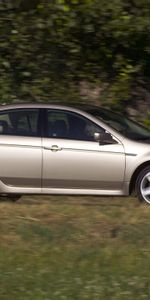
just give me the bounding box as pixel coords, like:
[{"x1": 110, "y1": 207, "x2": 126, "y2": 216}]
[
  {"x1": 0, "y1": 108, "x2": 42, "y2": 191},
  {"x1": 42, "y1": 109, "x2": 125, "y2": 193}
]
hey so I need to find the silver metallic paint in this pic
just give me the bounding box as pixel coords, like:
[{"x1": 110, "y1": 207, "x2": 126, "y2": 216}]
[{"x1": 0, "y1": 103, "x2": 149, "y2": 197}]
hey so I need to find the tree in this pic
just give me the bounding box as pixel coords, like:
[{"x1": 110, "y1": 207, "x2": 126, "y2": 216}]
[{"x1": 0, "y1": 0, "x2": 149, "y2": 120}]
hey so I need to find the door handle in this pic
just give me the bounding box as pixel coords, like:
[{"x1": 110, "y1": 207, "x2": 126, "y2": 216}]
[{"x1": 44, "y1": 145, "x2": 62, "y2": 152}]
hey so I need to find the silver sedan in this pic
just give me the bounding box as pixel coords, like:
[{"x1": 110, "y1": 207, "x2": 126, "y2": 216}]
[{"x1": 0, "y1": 103, "x2": 150, "y2": 204}]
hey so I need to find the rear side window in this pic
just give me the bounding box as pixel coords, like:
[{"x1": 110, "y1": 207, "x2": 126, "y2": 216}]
[{"x1": 0, "y1": 109, "x2": 39, "y2": 137}]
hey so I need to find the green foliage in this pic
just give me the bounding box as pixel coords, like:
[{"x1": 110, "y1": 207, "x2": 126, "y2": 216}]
[
  {"x1": 142, "y1": 111, "x2": 150, "y2": 128},
  {"x1": 0, "y1": 0, "x2": 149, "y2": 116}
]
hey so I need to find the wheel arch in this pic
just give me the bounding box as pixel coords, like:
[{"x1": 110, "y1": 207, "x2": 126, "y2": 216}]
[{"x1": 129, "y1": 161, "x2": 150, "y2": 195}]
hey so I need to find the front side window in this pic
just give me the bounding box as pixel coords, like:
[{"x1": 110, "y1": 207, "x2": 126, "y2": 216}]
[
  {"x1": 0, "y1": 109, "x2": 39, "y2": 137},
  {"x1": 46, "y1": 109, "x2": 105, "y2": 141}
]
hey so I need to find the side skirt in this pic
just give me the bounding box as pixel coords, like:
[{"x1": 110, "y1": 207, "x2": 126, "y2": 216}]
[{"x1": 0, "y1": 180, "x2": 129, "y2": 196}]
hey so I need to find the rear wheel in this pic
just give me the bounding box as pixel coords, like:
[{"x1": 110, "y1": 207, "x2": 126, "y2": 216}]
[
  {"x1": 0, "y1": 194, "x2": 21, "y2": 202},
  {"x1": 136, "y1": 166, "x2": 150, "y2": 204}
]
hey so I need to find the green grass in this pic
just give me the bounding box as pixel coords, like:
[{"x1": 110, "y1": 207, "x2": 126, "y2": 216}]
[{"x1": 0, "y1": 195, "x2": 150, "y2": 300}]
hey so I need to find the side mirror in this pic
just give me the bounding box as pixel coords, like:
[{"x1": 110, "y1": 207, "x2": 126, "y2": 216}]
[
  {"x1": 93, "y1": 132, "x2": 101, "y2": 142},
  {"x1": 94, "y1": 132, "x2": 116, "y2": 145}
]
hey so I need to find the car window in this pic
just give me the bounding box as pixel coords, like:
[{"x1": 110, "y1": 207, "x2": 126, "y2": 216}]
[
  {"x1": 88, "y1": 108, "x2": 150, "y2": 141},
  {"x1": 46, "y1": 110, "x2": 105, "y2": 141},
  {"x1": 0, "y1": 109, "x2": 39, "y2": 137}
]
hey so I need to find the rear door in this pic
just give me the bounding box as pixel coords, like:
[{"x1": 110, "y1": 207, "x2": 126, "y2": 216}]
[{"x1": 0, "y1": 108, "x2": 42, "y2": 190}]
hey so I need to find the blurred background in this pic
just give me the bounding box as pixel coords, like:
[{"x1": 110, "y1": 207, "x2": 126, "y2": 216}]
[
  {"x1": 0, "y1": 0, "x2": 150, "y2": 125},
  {"x1": 0, "y1": 3, "x2": 150, "y2": 299}
]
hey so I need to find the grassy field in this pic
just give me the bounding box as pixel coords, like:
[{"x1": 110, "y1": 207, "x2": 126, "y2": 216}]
[{"x1": 0, "y1": 195, "x2": 150, "y2": 300}]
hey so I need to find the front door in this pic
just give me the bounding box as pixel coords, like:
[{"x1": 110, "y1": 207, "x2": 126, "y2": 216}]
[{"x1": 42, "y1": 109, "x2": 125, "y2": 193}]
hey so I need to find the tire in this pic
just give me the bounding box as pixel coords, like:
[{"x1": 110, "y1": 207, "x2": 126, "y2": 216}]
[
  {"x1": 8, "y1": 195, "x2": 21, "y2": 202},
  {"x1": 0, "y1": 194, "x2": 21, "y2": 202},
  {"x1": 136, "y1": 166, "x2": 150, "y2": 204}
]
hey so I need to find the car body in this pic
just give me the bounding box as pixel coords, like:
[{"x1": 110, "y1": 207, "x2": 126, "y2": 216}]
[{"x1": 0, "y1": 103, "x2": 150, "y2": 203}]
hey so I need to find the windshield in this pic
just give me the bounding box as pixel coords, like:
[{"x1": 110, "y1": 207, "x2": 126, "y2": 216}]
[{"x1": 87, "y1": 108, "x2": 150, "y2": 141}]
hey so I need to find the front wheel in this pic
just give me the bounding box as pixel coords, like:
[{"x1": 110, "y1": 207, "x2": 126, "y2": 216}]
[{"x1": 136, "y1": 167, "x2": 150, "y2": 204}]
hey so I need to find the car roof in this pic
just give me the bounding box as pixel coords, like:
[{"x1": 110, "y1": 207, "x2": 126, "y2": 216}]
[
  {"x1": 0, "y1": 102, "x2": 106, "y2": 112},
  {"x1": 0, "y1": 101, "x2": 111, "y2": 121},
  {"x1": 0, "y1": 103, "x2": 104, "y2": 124},
  {"x1": 0, "y1": 102, "x2": 71, "y2": 110}
]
